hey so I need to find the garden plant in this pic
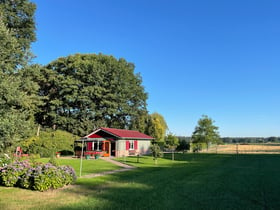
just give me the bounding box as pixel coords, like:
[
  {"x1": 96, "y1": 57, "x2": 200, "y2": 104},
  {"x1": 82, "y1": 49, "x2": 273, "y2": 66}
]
[{"x1": 0, "y1": 159, "x2": 76, "y2": 191}]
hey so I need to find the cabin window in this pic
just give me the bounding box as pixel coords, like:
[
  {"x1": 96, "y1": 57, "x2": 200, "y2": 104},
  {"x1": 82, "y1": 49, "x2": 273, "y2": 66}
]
[
  {"x1": 129, "y1": 141, "x2": 134, "y2": 150},
  {"x1": 126, "y1": 140, "x2": 138, "y2": 150},
  {"x1": 93, "y1": 141, "x2": 103, "y2": 151}
]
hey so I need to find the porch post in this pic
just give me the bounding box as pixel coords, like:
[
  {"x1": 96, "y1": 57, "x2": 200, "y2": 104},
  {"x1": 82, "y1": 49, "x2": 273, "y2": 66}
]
[
  {"x1": 79, "y1": 139, "x2": 84, "y2": 177},
  {"x1": 109, "y1": 141, "x2": 111, "y2": 157}
]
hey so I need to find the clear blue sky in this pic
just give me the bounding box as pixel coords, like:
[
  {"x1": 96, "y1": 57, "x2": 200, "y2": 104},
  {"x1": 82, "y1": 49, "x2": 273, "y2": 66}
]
[{"x1": 31, "y1": 0, "x2": 280, "y2": 137}]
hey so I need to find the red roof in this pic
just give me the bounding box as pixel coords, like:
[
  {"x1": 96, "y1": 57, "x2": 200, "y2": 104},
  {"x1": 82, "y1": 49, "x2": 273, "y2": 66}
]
[{"x1": 86, "y1": 127, "x2": 154, "y2": 140}]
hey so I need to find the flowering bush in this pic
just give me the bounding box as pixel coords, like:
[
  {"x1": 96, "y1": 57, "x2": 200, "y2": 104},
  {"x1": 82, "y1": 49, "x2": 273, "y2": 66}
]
[
  {"x1": 0, "y1": 160, "x2": 30, "y2": 187},
  {"x1": 0, "y1": 160, "x2": 76, "y2": 191}
]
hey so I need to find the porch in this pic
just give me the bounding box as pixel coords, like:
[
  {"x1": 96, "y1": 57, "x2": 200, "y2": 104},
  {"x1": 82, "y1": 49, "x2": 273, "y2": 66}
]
[{"x1": 74, "y1": 139, "x2": 116, "y2": 158}]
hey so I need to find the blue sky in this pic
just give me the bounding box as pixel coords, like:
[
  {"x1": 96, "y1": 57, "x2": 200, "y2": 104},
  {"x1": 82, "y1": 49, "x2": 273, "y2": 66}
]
[{"x1": 32, "y1": 0, "x2": 280, "y2": 137}]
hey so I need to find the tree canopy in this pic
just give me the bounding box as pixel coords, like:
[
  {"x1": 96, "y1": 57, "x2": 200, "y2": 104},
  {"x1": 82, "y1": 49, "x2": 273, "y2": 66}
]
[
  {"x1": 191, "y1": 115, "x2": 221, "y2": 150},
  {"x1": 146, "y1": 112, "x2": 168, "y2": 143},
  {"x1": 35, "y1": 54, "x2": 148, "y2": 136},
  {"x1": 0, "y1": 0, "x2": 38, "y2": 153},
  {"x1": 0, "y1": 0, "x2": 36, "y2": 54},
  {"x1": 165, "y1": 133, "x2": 179, "y2": 150}
]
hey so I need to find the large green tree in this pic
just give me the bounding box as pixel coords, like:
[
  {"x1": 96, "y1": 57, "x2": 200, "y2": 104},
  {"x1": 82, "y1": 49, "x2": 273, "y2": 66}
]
[
  {"x1": 0, "y1": 1, "x2": 38, "y2": 152},
  {"x1": 35, "y1": 54, "x2": 148, "y2": 136},
  {"x1": 191, "y1": 115, "x2": 221, "y2": 151}
]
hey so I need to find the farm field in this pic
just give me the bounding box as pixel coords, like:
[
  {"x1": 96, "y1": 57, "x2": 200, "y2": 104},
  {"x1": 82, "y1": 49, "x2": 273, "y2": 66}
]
[
  {"x1": 206, "y1": 143, "x2": 280, "y2": 154},
  {"x1": 1, "y1": 154, "x2": 280, "y2": 209}
]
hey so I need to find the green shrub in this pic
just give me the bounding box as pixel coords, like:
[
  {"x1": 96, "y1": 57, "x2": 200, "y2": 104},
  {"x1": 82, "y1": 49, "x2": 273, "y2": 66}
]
[
  {"x1": 19, "y1": 167, "x2": 34, "y2": 189},
  {"x1": 150, "y1": 144, "x2": 163, "y2": 160},
  {"x1": 20, "y1": 130, "x2": 79, "y2": 157}
]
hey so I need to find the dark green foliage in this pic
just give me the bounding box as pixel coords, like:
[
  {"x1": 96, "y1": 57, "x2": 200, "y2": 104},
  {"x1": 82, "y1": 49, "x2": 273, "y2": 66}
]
[
  {"x1": 0, "y1": 18, "x2": 21, "y2": 73},
  {"x1": 0, "y1": 1, "x2": 39, "y2": 153},
  {"x1": 0, "y1": 160, "x2": 76, "y2": 191},
  {"x1": 192, "y1": 143, "x2": 202, "y2": 152},
  {"x1": 0, "y1": 0, "x2": 36, "y2": 55},
  {"x1": 176, "y1": 136, "x2": 191, "y2": 151},
  {"x1": 35, "y1": 54, "x2": 148, "y2": 136},
  {"x1": 222, "y1": 136, "x2": 280, "y2": 144},
  {"x1": 0, "y1": 74, "x2": 38, "y2": 152},
  {"x1": 129, "y1": 110, "x2": 150, "y2": 133}
]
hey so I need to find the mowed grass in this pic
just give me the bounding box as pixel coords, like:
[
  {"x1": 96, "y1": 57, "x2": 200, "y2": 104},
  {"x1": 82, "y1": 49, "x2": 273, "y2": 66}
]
[
  {"x1": 39, "y1": 157, "x2": 122, "y2": 176},
  {"x1": 1, "y1": 154, "x2": 280, "y2": 209}
]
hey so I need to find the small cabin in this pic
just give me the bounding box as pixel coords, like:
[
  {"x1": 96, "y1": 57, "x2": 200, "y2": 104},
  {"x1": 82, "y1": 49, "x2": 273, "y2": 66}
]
[{"x1": 74, "y1": 127, "x2": 154, "y2": 157}]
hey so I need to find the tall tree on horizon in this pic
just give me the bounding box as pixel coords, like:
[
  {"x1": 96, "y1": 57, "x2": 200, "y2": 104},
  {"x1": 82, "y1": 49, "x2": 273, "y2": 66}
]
[{"x1": 191, "y1": 115, "x2": 221, "y2": 151}]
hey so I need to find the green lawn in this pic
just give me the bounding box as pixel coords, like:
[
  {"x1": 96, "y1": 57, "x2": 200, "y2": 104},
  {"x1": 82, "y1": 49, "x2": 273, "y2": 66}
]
[
  {"x1": 1, "y1": 154, "x2": 280, "y2": 209},
  {"x1": 38, "y1": 157, "x2": 122, "y2": 176}
]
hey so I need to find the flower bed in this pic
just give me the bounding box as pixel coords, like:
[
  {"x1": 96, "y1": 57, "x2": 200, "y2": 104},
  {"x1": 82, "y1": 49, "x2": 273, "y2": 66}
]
[{"x1": 0, "y1": 160, "x2": 76, "y2": 191}]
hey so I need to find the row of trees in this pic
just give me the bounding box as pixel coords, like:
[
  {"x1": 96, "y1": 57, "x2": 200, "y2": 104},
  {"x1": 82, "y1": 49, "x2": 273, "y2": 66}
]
[{"x1": 222, "y1": 137, "x2": 280, "y2": 144}]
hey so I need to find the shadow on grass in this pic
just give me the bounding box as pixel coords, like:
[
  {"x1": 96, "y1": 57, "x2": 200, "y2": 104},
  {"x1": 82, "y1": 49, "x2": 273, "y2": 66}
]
[{"x1": 57, "y1": 154, "x2": 280, "y2": 210}]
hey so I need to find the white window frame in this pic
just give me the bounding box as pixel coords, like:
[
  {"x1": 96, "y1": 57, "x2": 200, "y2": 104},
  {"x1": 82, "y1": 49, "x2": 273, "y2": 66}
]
[{"x1": 129, "y1": 140, "x2": 134, "y2": 150}]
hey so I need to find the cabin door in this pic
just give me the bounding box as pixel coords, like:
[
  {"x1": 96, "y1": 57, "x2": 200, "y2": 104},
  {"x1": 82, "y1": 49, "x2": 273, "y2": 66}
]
[{"x1": 111, "y1": 141, "x2": 116, "y2": 156}]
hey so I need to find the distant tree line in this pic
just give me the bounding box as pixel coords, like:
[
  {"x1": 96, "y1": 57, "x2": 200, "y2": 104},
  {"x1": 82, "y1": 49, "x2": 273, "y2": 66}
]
[
  {"x1": 222, "y1": 137, "x2": 280, "y2": 144},
  {"x1": 174, "y1": 136, "x2": 280, "y2": 152}
]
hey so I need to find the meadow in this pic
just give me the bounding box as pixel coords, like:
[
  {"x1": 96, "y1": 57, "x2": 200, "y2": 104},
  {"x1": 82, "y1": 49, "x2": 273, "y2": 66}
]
[{"x1": 1, "y1": 154, "x2": 280, "y2": 209}]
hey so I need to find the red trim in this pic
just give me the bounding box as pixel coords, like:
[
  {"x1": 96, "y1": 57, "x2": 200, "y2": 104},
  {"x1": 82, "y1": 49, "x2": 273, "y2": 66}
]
[
  {"x1": 126, "y1": 141, "x2": 130, "y2": 150},
  {"x1": 134, "y1": 140, "x2": 138, "y2": 150},
  {"x1": 87, "y1": 127, "x2": 154, "y2": 139},
  {"x1": 87, "y1": 142, "x2": 92, "y2": 150},
  {"x1": 88, "y1": 133, "x2": 103, "y2": 138}
]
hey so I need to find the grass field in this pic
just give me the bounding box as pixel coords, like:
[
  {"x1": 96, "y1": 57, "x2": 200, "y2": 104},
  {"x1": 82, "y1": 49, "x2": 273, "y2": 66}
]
[{"x1": 1, "y1": 154, "x2": 280, "y2": 209}]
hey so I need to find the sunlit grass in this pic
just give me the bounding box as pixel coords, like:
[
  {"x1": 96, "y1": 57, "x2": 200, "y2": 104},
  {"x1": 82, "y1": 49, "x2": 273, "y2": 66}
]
[
  {"x1": 1, "y1": 154, "x2": 280, "y2": 209},
  {"x1": 38, "y1": 157, "x2": 122, "y2": 176}
]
